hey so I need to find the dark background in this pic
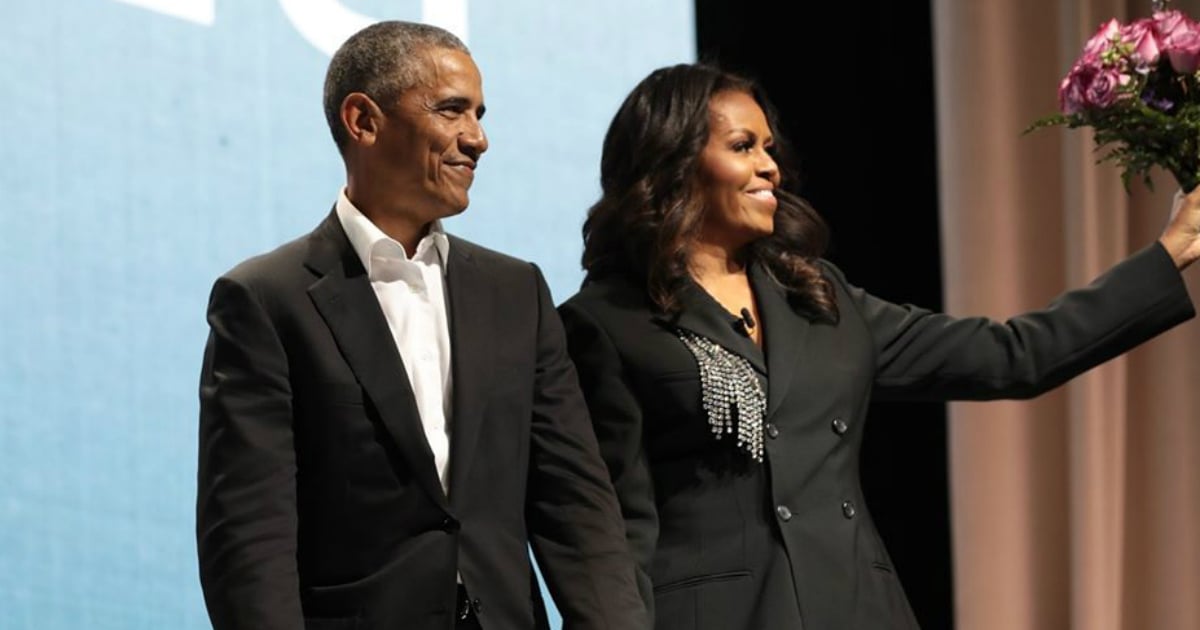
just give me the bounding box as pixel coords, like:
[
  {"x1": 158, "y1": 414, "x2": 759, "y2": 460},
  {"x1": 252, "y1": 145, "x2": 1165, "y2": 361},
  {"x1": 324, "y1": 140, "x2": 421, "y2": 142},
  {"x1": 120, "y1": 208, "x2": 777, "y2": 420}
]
[{"x1": 694, "y1": 2, "x2": 953, "y2": 628}]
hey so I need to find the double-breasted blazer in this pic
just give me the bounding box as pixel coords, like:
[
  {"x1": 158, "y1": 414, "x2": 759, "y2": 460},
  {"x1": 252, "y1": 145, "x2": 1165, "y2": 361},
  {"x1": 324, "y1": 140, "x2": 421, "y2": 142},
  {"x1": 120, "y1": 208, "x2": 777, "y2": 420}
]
[
  {"x1": 197, "y1": 212, "x2": 647, "y2": 630},
  {"x1": 557, "y1": 242, "x2": 1193, "y2": 629}
]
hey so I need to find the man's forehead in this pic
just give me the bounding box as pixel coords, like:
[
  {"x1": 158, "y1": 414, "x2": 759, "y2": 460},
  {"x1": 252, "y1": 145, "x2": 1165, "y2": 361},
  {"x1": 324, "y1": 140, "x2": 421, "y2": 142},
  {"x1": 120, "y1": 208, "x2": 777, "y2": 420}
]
[{"x1": 407, "y1": 46, "x2": 479, "y2": 87}]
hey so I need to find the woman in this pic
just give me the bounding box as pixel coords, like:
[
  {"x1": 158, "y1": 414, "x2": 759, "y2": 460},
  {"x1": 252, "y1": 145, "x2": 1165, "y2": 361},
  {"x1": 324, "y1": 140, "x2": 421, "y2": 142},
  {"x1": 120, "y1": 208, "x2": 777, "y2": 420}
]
[{"x1": 557, "y1": 63, "x2": 1200, "y2": 629}]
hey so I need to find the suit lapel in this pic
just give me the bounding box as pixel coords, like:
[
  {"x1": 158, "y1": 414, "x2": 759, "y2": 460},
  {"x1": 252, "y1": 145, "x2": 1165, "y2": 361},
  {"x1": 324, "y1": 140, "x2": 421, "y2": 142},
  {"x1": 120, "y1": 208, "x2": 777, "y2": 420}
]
[
  {"x1": 304, "y1": 212, "x2": 449, "y2": 512},
  {"x1": 658, "y1": 281, "x2": 767, "y2": 374},
  {"x1": 751, "y1": 263, "x2": 810, "y2": 417},
  {"x1": 444, "y1": 238, "x2": 492, "y2": 506}
]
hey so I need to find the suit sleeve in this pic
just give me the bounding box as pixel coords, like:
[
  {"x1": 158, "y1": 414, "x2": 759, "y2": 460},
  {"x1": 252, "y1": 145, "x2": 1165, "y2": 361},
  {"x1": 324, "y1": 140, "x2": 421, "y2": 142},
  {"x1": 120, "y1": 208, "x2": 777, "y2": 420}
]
[
  {"x1": 523, "y1": 265, "x2": 651, "y2": 630},
  {"x1": 831, "y1": 241, "x2": 1195, "y2": 400},
  {"x1": 557, "y1": 297, "x2": 659, "y2": 620},
  {"x1": 197, "y1": 275, "x2": 303, "y2": 629}
]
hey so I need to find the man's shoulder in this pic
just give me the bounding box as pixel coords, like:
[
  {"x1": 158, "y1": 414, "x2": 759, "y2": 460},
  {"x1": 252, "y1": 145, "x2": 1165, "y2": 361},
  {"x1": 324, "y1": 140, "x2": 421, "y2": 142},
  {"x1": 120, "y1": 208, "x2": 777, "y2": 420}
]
[
  {"x1": 447, "y1": 234, "x2": 530, "y2": 270},
  {"x1": 214, "y1": 219, "x2": 332, "y2": 295},
  {"x1": 222, "y1": 232, "x2": 312, "y2": 283},
  {"x1": 201, "y1": 230, "x2": 319, "y2": 317},
  {"x1": 446, "y1": 235, "x2": 562, "y2": 291}
]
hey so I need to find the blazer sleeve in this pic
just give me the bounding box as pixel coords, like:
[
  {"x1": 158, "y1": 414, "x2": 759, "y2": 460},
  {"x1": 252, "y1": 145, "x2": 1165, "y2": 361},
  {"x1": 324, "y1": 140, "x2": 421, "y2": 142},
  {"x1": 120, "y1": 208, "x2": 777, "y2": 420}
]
[
  {"x1": 523, "y1": 265, "x2": 651, "y2": 630},
  {"x1": 557, "y1": 298, "x2": 659, "y2": 620},
  {"x1": 196, "y1": 275, "x2": 303, "y2": 630},
  {"x1": 829, "y1": 241, "x2": 1195, "y2": 401}
]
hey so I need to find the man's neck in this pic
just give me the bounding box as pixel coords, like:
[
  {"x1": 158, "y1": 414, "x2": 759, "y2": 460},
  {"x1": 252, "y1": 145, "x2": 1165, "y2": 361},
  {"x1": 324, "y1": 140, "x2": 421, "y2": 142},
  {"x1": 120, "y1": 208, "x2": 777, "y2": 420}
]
[
  {"x1": 363, "y1": 211, "x2": 429, "y2": 256},
  {"x1": 344, "y1": 185, "x2": 429, "y2": 255}
]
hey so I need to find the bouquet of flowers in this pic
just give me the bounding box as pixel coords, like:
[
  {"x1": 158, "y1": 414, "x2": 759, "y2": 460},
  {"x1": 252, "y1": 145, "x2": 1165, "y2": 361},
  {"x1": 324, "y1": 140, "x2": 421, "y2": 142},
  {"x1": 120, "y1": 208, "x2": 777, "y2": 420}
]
[{"x1": 1027, "y1": 3, "x2": 1200, "y2": 192}]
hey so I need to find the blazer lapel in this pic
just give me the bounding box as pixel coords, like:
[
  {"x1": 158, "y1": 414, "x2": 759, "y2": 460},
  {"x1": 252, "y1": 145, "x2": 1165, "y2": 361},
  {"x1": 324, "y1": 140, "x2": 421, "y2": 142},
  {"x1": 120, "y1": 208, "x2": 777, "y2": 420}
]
[
  {"x1": 444, "y1": 238, "x2": 492, "y2": 506},
  {"x1": 657, "y1": 281, "x2": 767, "y2": 374},
  {"x1": 751, "y1": 263, "x2": 811, "y2": 417},
  {"x1": 304, "y1": 212, "x2": 449, "y2": 512}
]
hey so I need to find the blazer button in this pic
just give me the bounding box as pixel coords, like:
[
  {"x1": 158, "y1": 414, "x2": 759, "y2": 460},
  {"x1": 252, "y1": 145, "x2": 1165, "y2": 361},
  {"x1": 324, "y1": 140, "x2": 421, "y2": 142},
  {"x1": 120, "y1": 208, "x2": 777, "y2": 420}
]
[
  {"x1": 472, "y1": 598, "x2": 483, "y2": 614},
  {"x1": 831, "y1": 418, "x2": 848, "y2": 435},
  {"x1": 776, "y1": 505, "x2": 793, "y2": 521},
  {"x1": 441, "y1": 517, "x2": 460, "y2": 533},
  {"x1": 766, "y1": 422, "x2": 780, "y2": 439},
  {"x1": 842, "y1": 500, "x2": 857, "y2": 519}
]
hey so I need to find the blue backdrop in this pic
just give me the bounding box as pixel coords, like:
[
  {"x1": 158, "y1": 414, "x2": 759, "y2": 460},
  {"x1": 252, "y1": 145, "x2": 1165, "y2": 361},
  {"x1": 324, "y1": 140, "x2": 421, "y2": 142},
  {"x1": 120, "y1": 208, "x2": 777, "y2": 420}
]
[{"x1": 0, "y1": 2, "x2": 693, "y2": 627}]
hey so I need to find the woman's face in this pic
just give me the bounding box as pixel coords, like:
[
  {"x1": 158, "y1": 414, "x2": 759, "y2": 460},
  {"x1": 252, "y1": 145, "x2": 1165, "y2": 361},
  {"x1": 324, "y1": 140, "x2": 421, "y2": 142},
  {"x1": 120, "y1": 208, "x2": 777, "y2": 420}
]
[{"x1": 695, "y1": 90, "x2": 781, "y2": 250}]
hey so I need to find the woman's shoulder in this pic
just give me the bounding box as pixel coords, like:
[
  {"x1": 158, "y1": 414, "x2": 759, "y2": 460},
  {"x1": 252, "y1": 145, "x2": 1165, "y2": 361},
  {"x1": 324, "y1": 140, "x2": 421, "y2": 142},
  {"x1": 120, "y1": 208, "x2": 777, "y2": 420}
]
[
  {"x1": 558, "y1": 273, "x2": 653, "y2": 322},
  {"x1": 800, "y1": 257, "x2": 854, "y2": 297},
  {"x1": 562, "y1": 273, "x2": 641, "y2": 305},
  {"x1": 812, "y1": 257, "x2": 847, "y2": 280}
]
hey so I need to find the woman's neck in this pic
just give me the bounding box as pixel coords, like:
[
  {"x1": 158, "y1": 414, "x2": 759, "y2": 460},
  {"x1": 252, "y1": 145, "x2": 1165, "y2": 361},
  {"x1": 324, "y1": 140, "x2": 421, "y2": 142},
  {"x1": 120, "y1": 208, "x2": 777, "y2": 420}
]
[
  {"x1": 689, "y1": 240, "x2": 746, "y2": 282},
  {"x1": 688, "y1": 240, "x2": 763, "y2": 346}
]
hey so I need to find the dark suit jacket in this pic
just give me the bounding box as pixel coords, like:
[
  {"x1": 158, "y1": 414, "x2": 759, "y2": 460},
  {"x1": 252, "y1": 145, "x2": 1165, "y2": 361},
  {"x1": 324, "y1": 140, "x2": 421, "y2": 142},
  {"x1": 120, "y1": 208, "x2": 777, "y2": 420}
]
[
  {"x1": 197, "y1": 212, "x2": 648, "y2": 630},
  {"x1": 557, "y1": 242, "x2": 1193, "y2": 630}
]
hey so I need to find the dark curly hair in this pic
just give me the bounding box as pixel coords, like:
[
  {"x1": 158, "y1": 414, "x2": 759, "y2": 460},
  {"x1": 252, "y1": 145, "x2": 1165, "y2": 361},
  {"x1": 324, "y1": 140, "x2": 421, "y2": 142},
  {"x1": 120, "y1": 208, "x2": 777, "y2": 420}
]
[{"x1": 581, "y1": 63, "x2": 837, "y2": 321}]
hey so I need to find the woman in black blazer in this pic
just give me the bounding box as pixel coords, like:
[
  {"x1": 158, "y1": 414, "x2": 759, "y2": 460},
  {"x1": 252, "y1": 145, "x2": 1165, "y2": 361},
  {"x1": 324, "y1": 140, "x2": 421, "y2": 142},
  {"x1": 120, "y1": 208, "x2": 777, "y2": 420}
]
[{"x1": 557, "y1": 63, "x2": 1200, "y2": 629}]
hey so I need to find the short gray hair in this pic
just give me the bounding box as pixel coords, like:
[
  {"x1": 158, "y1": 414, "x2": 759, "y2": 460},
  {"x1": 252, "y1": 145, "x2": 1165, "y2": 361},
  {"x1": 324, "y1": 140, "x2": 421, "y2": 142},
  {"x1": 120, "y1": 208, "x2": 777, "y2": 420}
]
[{"x1": 322, "y1": 21, "x2": 468, "y2": 152}]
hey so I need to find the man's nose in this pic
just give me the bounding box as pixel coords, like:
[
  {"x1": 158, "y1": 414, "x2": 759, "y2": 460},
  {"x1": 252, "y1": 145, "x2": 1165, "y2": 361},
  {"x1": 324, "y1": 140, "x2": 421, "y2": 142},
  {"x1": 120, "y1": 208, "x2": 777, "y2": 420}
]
[{"x1": 459, "y1": 118, "x2": 488, "y2": 159}]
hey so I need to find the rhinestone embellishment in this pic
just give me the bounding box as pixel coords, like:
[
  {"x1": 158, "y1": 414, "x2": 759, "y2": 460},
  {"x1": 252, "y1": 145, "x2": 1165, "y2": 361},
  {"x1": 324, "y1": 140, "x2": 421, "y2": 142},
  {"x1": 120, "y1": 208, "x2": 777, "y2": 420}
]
[{"x1": 676, "y1": 330, "x2": 766, "y2": 462}]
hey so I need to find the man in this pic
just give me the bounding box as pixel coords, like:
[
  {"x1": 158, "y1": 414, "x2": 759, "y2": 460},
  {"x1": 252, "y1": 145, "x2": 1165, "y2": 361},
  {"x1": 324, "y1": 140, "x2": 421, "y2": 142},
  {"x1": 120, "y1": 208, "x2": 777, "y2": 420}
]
[{"x1": 196, "y1": 21, "x2": 647, "y2": 630}]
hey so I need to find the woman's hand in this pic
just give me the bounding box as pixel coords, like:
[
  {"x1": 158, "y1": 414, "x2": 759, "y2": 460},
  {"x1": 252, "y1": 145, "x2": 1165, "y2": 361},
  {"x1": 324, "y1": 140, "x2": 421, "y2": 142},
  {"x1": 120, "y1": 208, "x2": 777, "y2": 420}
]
[{"x1": 1159, "y1": 187, "x2": 1200, "y2": 270}]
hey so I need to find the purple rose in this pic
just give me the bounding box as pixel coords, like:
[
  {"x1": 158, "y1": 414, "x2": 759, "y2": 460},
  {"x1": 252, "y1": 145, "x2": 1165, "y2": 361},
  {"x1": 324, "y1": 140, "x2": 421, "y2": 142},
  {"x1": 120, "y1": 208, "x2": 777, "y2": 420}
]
[
  {"x1": 1085, "y1": 67, "x2": 1130, "y2": 108},
  {"x1": 1121, "y1": 19, "x2": 1161, "y2": 67},
  {"x1": 1059, "y1": 63, "x2": 1096, "y2": 114},
  {"x1": 1059, "y1": 61, "x2": 1131, "y2": 113}
]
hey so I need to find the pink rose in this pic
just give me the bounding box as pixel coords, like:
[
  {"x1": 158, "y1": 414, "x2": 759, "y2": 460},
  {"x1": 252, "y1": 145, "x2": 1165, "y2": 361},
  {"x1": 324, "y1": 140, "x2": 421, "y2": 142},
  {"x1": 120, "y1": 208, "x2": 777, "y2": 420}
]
[
  {"x1": 1153, "y1": 10, "x2": 1191, "y2": 41},
  {"x1": 1154, "y1": 11, "x2": 1200, "y2": 73},
  {"x1": 1082, "y1": 18, "x2": 1122, "y2": 62},
  {"x1": 1121, "y1": 19, "x2": 1161, "y2": 67},
  {"x1": 1166, "y1": 30, "x2": 1200, "y2": 73}
]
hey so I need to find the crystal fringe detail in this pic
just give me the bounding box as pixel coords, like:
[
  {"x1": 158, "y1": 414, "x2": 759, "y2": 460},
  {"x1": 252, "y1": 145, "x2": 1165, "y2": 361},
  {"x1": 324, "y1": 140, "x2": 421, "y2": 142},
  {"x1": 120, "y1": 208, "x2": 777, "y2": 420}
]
[{"x1": 676, "y1": 330, "x2": 766, "y2": 462}]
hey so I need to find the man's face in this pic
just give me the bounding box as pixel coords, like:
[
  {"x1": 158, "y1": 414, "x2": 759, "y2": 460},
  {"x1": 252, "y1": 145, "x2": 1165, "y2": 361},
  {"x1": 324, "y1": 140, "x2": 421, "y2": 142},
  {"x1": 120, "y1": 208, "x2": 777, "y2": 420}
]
[{"x1": 373, "y1": 47, "x2": 488, "y2": 221}]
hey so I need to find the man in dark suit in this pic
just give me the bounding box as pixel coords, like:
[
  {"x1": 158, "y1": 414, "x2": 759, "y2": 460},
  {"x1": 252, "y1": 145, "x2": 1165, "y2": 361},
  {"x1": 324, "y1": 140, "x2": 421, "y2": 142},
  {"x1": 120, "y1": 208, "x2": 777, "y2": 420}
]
[{"x1": 196, "y1": 21, "x2": 647, "y2": 630}]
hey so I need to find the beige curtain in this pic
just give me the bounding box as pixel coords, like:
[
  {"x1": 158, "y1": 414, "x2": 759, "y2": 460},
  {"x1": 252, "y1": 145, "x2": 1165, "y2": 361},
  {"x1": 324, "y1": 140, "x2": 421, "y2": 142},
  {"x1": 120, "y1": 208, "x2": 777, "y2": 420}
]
[{"x1": 933, "y1": 1, "x2": 1200, "y2": 629}]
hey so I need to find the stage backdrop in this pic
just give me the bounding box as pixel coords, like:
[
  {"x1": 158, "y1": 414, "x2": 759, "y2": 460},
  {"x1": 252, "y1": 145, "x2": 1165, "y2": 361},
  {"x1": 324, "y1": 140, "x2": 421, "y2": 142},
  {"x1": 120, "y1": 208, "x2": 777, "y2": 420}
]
[{"x1": 0, "y1": 2, "x2": 693, "y2": 627}]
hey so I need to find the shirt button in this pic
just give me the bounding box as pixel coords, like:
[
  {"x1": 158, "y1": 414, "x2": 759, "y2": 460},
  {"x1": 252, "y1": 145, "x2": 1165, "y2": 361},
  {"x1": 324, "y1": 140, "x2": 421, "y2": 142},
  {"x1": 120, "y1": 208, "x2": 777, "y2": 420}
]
[
  {"x1": 842, "y1": 500, "x2": 857, "y2": 519},
  {"x1": 831, "y1": 418, "x2": 848, "y2": 435},
  {"x1": 776, "y1": 505, "x2": 792, "y2": 521},
  {"x1": 766, "y1": 423, "x2": 780, "y2": 439},
  {"x1": 472, "y1": 598, "x2": 483, "y2": 614}
]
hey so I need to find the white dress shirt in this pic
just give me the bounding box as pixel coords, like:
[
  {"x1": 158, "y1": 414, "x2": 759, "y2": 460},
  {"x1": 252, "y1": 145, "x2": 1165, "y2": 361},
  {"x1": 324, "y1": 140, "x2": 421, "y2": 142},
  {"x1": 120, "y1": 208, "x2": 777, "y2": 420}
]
[{"x1": 335, "y1": 189, "x2": 454, "y2": 495}]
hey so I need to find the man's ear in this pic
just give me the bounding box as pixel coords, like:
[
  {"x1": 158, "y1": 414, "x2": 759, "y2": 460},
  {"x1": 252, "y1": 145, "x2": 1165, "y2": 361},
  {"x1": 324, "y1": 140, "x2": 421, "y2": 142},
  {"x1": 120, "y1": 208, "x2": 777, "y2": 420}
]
[{"x1": 340, "y1": 92, "x2": 384, "y2": 147}]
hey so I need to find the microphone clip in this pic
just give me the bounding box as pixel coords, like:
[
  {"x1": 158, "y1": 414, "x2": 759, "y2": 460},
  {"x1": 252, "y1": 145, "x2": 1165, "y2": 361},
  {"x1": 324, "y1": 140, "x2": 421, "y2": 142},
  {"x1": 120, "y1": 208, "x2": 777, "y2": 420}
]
[{"x1": 734, "y1": 307, "x2": 756, "y2": 337}]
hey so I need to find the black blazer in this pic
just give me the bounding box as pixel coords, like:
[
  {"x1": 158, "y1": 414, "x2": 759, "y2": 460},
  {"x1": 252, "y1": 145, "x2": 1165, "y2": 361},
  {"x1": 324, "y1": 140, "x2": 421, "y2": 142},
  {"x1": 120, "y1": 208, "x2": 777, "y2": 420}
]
[
  {"x1": 197, "y1": 212, "x2": 648, "y2": 630},
  {"x1": 557, "y1": 243, "x2": 1193, "y2": 630}
]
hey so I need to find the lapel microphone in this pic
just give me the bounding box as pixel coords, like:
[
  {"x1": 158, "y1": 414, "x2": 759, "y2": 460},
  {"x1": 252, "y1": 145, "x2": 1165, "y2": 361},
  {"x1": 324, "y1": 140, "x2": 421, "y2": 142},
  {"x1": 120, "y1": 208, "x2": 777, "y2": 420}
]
[
  {"x1": 734, "y1": 307, "x2": 756, "y2": 336},
  {"x1": 740, "y1": 307, "x2": 756, "y2": 330}
]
